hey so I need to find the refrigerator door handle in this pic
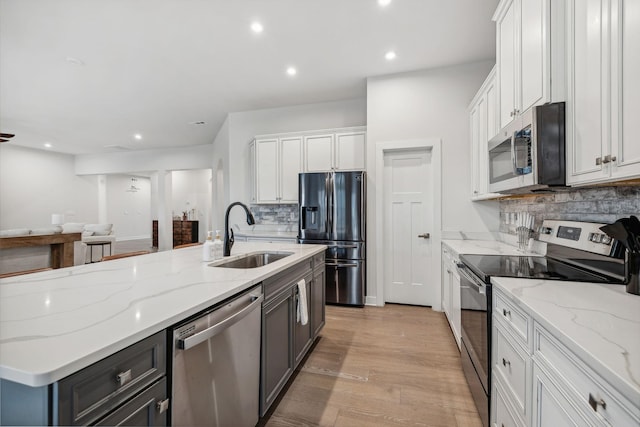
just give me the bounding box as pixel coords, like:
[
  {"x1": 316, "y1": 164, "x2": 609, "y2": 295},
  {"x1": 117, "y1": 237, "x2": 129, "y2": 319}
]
[
  {"x1": 327, "y1": 173, "x2": 334, "y2": 235},
  {"x1": 325, "y1": 174, "x2": 331, "y2": 234}
]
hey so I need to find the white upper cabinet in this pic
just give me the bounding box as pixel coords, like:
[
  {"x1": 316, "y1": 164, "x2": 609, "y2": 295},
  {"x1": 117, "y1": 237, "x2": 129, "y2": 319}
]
[
  {"x1": 494, "y1": 0, "x2": 553, "y2": 129},
  {"x1": 335, "y1": 131, "x2": 366, "y2": 170},
  {"x1": 469, "y1": 66, "x2": 502, "y2": 200},
  {"x1": 254, "y1": 136, "x2": 302, "y2": 204},
  {"x1": 304, "y1": 134, "x2": 334, "y2": 172},
  {"x1": 304, "y1": 128, "x2": 366, "y2": 172},
  {"x1": 251, "y1": 126, "x2": 366, "y2": 204},
  {"x1": 610, "y1": 0, "x2": 640, "y2": 181},
  {"x1": 567, "y1": 0, "x2": 640, "y2": 185}
]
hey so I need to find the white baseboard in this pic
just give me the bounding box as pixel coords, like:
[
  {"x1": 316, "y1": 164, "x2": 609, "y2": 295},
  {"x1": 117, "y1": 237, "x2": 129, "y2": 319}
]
[
  {"x1": 365, "y1": 296, "x2": 378, "y2": 306},
  {"x1": 116, "y1": 235, "x2": 151, "y2": 242}
]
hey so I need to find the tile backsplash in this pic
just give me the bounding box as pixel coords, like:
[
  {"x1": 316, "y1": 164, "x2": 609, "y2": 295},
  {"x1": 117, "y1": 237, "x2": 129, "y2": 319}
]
[
  {"x1": 250, "y1": 204, "x2": 298, "y2": 225},
  {"x1": 499, "y1": 185, "x2": 640, "y2": 235}
]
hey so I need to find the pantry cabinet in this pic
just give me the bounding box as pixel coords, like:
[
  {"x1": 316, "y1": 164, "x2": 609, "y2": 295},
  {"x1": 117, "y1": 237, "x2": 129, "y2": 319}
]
[
  {"x1": 441, "y1": 245, "x2": 461, "y2": 349},
  {"x1": 566, "y1": 0, "x2": 640, "y2": 185},
  {"x1": 469, "y1": 66, "x2": 501, "y2": 200},
  {"x1": 253, "y1": 136, "x2": 302, "y2": 204}
]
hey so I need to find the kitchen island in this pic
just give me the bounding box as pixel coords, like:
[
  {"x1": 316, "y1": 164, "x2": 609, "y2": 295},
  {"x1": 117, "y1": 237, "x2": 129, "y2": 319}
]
[{"x1": 0, "y1": 242, "x2": 325, "y2": 425}]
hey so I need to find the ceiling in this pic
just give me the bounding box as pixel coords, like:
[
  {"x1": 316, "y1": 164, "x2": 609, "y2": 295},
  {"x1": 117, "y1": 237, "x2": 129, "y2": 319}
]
[{"x1": 0, "y1": 0, "x2": 498, "y2": 155}]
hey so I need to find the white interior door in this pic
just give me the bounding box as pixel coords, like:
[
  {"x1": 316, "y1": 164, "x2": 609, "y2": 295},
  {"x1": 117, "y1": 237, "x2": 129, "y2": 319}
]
[{"x1": 383, "y1": 149, "x2": 434, "y2": 306}]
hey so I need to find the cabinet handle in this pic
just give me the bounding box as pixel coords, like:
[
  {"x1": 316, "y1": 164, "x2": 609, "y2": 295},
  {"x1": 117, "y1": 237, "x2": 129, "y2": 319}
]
[
  {"x1": 502, "y1": 358, "x2": 511, "y2": 368},
  {"x1": 595, "y1": 157, "x2": 602, "y2": 166},
  {"x1": 157, "y1": 398, "x2": 170, "y2": 414},
  {"x1": 588, "y1": 393, "x2": 606, "y2": 412},
  {"x1": 602, "y1": 155, "x2": 617, "y2": 164},
  {"x1": 116, "y1": 369, "x2": 132, "y2": 387},
  {"x1": 417, "y1": 233, "x2": 430, "y2": 239},
  {"x1": 503, "y1": 308, "x2": 511, "y2": 317},
  {"x1": 509, "y1": 111, "x2": 514, "y2": 117}
]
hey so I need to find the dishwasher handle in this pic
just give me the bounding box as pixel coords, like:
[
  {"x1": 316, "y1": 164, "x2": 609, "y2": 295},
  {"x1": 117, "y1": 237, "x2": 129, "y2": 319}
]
[{"x1": 177, "y1": 294, "x2": 264, "y2": 350}]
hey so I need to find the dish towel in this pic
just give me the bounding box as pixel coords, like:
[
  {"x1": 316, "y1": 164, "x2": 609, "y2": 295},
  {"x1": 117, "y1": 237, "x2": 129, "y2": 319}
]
[{"x1": 296, "y1": 279, "x2": 308, "y2": 325}]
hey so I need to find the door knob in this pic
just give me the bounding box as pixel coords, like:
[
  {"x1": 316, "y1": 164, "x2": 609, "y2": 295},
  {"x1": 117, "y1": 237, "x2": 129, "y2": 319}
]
[{"x1": 417, "y1": 233, "x2": 430, "y2": 239}]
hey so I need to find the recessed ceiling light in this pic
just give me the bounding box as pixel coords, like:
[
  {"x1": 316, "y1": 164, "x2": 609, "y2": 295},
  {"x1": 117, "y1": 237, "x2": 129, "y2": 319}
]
[
  {"x1": 286, "y1": 67, "x2": 297, "y2": 76},
  {"x1": 385, "y1": 51, "x2": 397, "y2": 60},
  {"x1": 250, "y1": 21, "x2": 264, "y2": 33},
  {"x1": 44, "y1": 142, "x2": 52, "y2": 148},
  {"x1": 134, "y1": 133, "x2": 142, "y2": 140},
  {"x1": 378, "y1": 0, "x2": 392, "y2": 7}
]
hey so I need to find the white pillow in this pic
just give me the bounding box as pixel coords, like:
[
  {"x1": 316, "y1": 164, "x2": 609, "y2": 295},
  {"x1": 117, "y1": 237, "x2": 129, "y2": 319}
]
[
  {"x1": 0, "y1": 228, "x2": 31, "y2": 237},
  {"x1": 82, "y1": 231, "x2": 94, "y2": 238},
  {"x1": 85, "y1": 223, "x2": 113, "y2": 233},
  {"x1": 62, "y1": 223, "x2": 85, "y2": 233}
]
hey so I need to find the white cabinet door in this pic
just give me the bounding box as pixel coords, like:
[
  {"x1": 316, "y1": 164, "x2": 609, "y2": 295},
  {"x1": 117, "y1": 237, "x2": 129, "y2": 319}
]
[
  {"x1": 304, "y1": 134, "x2": 334, "y2": 172},
  {"x1": 450, "y1": 264, "x2": 461, "y2": 349},
  {"x1": 610, "y1": 0, "x2": 640, "y2": 180},
  {"x1": 255, "y1": 138, "x2": 279, "y2": 203},
  {"x1": 279, "y1": 137, "x2": 302, "y2": 203},
  {"x1": 249, "y1": 141, "x2": 256, "y2": 203},
  {"x1": 566, "y1": 0, "x2": 607, "y2": 184},
  {"x1": 470, "y1": 101, "x2": 482, "y2": 198},
  {"x1": 532, "y1": 364, "x2": 590, "y2": 427},
  {"x1": 335, "y1": 131, "x2": 365, "y2": 170},
  {"x1": 441, "y1": 255, "x2": 452, "y2": 321},
  {"x1": 497, "y1": 0, "x2": 517, "y2": 129},
  {"x1": 486, "y1": 75, "x2": 499, "y2": 141},
  {"x1": 520, "y1": 0, "x2": 547, "y2": 113}
]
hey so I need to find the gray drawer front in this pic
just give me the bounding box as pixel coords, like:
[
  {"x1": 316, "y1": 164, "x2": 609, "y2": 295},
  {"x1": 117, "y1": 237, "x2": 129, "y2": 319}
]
[
  {"x1": 263, "y1": 258, "x2": 313, "y2": 301},
  {"x1": 94, "y1": 378, "x2": 167, "y2": 426},
  {"x1": 58, "y1": 330, "x2": 166, "y2": 426},
  {"x1": 312, "y1": 252, "x2": 325, "y2": 270}
]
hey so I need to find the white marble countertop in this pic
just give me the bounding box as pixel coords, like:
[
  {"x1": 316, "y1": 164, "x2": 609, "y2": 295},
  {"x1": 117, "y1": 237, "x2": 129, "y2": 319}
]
[
  {"x1": 442, "y1": 239, "x2": 537, "y2": 256},
  {"x1": 0, "y1": 242, "x2": 325, "y2": 387},
  {"x1": 492, "y1": 277, "x2": 640, "y2": 405}
]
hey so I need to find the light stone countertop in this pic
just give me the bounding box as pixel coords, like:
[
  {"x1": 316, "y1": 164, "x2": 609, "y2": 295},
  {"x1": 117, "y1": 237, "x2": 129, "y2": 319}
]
[
  {"x1": 492, "y1": 277, "x2": 640, "y2": 407},
  {"x1": 442, "y1": 239, "x2": 538, "y2": 257},
  {"x1": 0, "y1": 242, "x2": 325, "y2": 387}
]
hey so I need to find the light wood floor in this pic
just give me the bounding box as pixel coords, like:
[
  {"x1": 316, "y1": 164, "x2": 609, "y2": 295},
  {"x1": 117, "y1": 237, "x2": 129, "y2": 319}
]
[{"x1": 262, "y1": 304, "x2": 482, "y2": 427}]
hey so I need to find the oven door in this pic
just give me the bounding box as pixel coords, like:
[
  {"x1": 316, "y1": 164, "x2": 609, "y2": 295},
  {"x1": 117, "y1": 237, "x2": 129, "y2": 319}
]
[{"x1": 459, "y1": 264, "x2": 491, "y2": 398}]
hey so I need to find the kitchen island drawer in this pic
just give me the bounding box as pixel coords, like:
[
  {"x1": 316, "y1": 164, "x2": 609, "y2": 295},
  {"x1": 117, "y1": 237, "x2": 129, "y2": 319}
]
[
  {"x1": 57, "y1": 330, "x2": 166, "y2": 426},
  {"x1": 94, "y1": 377, "x2": 167, "y2": 426},
  {"x1": 534, "y1": 324, "x2": 639, "y2": 427}
]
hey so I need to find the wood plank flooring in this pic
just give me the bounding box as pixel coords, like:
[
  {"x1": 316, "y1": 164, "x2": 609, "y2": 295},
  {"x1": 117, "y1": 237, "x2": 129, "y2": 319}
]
[{"x1": 262, "y1": 304, "x2": 482, "y2": 427}]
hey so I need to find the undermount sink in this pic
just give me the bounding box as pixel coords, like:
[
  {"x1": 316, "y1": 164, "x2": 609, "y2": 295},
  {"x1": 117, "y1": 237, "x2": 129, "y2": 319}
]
[{"x1": 210, "y1": 251, "x2": 293, "y2": 269}]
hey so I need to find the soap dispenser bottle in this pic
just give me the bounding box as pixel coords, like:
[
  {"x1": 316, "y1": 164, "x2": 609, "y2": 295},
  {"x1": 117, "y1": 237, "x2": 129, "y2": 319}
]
[
  {"x1": 202, "y1": 231, "x2": 215, "y2": 262},
  {"x1": 212, "y1": 230, "x2": 224, "y2": 260}
]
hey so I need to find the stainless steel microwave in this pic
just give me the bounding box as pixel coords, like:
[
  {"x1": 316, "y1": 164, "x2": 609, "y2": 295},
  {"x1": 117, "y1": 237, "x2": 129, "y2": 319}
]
[{"x1": 488, "y1": 102, "x2": 566, "y2": 194}]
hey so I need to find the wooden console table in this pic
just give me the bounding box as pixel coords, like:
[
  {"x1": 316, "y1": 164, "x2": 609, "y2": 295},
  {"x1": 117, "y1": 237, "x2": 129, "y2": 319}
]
[{"x1": 0, "y1": 233, "x2": 81, "y2": 269}]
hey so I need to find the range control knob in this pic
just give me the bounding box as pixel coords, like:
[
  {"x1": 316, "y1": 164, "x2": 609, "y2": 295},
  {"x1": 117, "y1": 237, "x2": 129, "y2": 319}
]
[{"x1": 539, "y1": 227, "x2": 553, "y2": 235}]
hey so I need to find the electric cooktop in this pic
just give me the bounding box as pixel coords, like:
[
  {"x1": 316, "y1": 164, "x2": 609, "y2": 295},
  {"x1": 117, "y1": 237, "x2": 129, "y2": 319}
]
[{"x1": 459, "y1": 254, "x2": 624, "y2": 284}]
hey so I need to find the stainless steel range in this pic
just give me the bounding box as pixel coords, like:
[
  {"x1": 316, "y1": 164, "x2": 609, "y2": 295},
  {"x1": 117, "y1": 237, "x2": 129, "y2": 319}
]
[{"x1": 457, "y1": 219, "x2": 628, "y2": 427}]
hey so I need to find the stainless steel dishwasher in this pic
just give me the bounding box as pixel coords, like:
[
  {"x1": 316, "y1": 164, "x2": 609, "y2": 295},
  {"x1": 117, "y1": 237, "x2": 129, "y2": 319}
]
[{"x1": 170, "y1": 284, "x2": 264, "y2": 427}]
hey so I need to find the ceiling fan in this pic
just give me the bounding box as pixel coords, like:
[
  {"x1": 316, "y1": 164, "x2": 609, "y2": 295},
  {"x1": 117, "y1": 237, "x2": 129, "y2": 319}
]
[{"x1": 0, "y1": 133, "x2": 15, "y2": 143}]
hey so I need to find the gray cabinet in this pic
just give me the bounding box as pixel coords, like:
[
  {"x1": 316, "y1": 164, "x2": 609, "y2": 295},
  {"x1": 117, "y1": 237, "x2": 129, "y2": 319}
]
[
  {"x1": 0, "y1": 331, "x2": 168, "y2": 426},
  {"x1": 259, "y1": 252, "x2": 325, "y2": 416},
  {"x1": 261, "y1": 287, "x2": 295, "y2": 413}
]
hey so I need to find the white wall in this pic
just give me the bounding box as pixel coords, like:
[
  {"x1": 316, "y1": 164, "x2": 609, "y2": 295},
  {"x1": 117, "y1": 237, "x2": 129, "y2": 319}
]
[
  {"x1": 366, "y1": 60, "x2": 500, "y2": 303},
  {"x1": 0, "y1": 145, "x2": 99, "y2": 229},
  {"x1": 223, "y1": 98, "x2": 366, "y2": 226},
  {"x1": 105, "y1": 174, "x2": 151, "y2": 240},
  {"x1": 212, "y1": 116, "x2": 230, "y2": 231},
  {"x1": 171, "y1": 169, "x2": 212, "y2": 241}
]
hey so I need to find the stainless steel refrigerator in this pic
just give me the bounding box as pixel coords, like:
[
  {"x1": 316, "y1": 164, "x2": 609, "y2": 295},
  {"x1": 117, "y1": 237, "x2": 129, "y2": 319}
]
[{"x1": 298, "y1": 171, "x2": 366, "y2": 306}]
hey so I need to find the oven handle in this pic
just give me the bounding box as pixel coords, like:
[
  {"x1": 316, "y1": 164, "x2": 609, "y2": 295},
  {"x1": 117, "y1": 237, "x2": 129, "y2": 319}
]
[{"x1": 457, "y1": 265, "x2": 486, "y2": 295}]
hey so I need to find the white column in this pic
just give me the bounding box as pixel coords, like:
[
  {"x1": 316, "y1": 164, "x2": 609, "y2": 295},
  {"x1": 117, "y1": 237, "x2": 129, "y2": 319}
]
[
  {"x1": 97, "y1": 174, "x2": 108, "y2": 224},
  {"x1": 151, "y1": 170, "x2": 173, "y2": 251}
]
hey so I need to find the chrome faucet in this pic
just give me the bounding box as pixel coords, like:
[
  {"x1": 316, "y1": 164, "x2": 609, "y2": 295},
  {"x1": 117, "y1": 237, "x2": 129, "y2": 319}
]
[{"x1": 224, "y1": 202, "x2": 255, "y2": 256}]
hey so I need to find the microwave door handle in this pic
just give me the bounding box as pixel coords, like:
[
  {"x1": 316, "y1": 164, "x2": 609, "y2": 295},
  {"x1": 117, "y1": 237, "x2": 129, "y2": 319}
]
[{"x1": 510, "y1": 133, "x2": 518, "y2": 176}]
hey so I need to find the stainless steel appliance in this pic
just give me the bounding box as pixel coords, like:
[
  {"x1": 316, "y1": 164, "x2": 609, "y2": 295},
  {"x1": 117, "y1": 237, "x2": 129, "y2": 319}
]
[
  {"x1": 170, "y1": 285, "x2": 264, "y2": 427},
  {"x1": 458, "y1": 219, "x2": 626, "y2": 427},
  {"x1": 488, "y1": 102, "x2": 565, "y2": 194},
  {"x1": 298, "y1": 171, "x2": 366, "y2": 306}
]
